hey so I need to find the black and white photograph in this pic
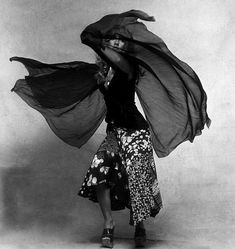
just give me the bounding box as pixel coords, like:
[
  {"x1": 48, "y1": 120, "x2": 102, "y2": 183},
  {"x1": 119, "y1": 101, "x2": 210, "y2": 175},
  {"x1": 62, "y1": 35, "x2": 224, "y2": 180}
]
[{"x1": 0, "y1": 1, "x2": 234, "y2": 248}]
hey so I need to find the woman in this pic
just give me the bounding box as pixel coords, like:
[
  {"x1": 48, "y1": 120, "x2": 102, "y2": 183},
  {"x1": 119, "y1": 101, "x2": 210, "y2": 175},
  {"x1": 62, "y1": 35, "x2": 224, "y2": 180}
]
[
  {"x1": 78, "y1": 39, "x2": 163, "y2": 247},
  {"x1": 11, "y1": 10, "x2": 210, "y2": 248}
]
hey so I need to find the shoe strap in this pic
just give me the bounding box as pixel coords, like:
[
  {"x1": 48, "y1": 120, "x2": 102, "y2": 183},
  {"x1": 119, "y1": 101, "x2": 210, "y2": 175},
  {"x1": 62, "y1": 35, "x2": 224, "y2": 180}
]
[{"x1": 102, "y1": 227, "x2": 114, "y2": 236}]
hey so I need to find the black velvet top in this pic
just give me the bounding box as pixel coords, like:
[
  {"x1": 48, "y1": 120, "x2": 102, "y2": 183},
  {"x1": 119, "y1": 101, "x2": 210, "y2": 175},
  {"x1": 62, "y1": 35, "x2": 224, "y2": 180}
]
[{"x1": 99, "y1": 69, "x2": 149, "y2": 130}]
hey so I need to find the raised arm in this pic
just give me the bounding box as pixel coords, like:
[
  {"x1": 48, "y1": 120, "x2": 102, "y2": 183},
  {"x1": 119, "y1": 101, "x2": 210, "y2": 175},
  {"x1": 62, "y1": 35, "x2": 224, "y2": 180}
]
[{"x1": 101, "y1": 39, "x2": 135, "y2": 80}]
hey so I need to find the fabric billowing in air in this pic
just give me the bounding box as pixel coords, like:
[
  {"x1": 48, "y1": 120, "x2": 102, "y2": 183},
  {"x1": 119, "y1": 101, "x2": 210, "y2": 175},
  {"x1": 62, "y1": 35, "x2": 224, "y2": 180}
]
[
  {"x1": 11, "y1": 57, "x2": 106, "y2": 147},
  {"x1": 11, "y1": 9, "x2": 211, "y2": 157}
]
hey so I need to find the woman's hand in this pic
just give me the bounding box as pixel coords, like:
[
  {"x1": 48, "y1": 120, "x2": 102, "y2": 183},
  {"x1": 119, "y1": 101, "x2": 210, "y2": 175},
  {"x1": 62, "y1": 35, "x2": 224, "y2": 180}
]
[
  {"x1": 101, "y1": 45, "x2": 134, "y2": 80},
  {"x1": 104, "y1": 67, "x2": 114, "y2": 89}
]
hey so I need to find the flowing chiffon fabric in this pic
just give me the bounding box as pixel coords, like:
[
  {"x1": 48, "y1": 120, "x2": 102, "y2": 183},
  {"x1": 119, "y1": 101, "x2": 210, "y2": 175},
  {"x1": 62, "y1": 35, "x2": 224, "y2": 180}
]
[
  {"x1": 11, "y1": 9, "x2": 210, "y2": 157},
  {"x1": 11, "y1": 57, "x2": 106, "y2": 148}
]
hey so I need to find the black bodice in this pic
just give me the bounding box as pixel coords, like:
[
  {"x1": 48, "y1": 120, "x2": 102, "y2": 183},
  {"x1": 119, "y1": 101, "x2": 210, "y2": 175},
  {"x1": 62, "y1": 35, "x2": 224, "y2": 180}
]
[{"x1": 99, "y1": 69, "x2": 148, "y2": 130}]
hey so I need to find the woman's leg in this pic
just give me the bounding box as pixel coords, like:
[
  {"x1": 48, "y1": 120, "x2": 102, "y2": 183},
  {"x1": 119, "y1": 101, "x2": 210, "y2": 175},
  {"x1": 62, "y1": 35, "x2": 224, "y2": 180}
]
[
  {"x1": 95, "y1": 184, "x2": 115, "y2": 229},
  {"x1": 136, "y1": 220, "x2": 145, "y2": 229},
  {"x1": 135, "y1": 220, "x2": 146, "y2": 247}
]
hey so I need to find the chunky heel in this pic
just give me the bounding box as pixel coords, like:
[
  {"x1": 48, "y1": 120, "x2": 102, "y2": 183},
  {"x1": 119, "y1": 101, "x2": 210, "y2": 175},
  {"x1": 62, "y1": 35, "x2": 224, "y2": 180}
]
[
  {"x1": 134, "y1": 227, "x2": 146, "y2": 248},
  {"x1": 101, "y1": 227, "x2": 115, "y2": 248}
]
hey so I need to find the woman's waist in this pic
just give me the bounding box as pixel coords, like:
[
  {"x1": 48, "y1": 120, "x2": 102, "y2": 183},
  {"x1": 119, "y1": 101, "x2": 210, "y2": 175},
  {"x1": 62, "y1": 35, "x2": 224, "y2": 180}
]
[
  {"x1": 105, "y1": 100, "x2": 139, "y2": 113},
  {"x1": 105, "y1": 112, "x2": 148, "y2": 130},
  {"x1": 106, "y1": 122, "x2": 149, "y2": 135}
]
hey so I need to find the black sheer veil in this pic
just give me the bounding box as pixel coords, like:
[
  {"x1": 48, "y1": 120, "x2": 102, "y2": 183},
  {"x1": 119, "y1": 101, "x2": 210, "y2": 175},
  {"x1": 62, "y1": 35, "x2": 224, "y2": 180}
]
[{"x1": 11, "y1": 10, "x2": 210, "y2": 157}]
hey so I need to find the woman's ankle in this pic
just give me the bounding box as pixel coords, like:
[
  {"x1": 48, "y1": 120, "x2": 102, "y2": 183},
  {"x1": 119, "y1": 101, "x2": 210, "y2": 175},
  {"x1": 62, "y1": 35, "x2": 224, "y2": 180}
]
[
  {"x1": 104, "y1": 219, "x2": 115, "y2": 229},
  {"x1": 136, "y1": 221, "x2": 145, "y2": 229}
]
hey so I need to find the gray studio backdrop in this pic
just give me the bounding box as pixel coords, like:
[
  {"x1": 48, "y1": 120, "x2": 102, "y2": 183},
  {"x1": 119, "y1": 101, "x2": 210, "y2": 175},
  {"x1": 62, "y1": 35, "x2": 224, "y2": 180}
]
[{"x1": 0, "y1": 0, "x2": 234, "y2": 248}]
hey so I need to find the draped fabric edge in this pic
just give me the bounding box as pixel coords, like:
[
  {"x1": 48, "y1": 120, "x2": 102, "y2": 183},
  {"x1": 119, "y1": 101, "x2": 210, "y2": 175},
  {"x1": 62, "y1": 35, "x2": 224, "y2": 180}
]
[{"x1": 10, "y1": 56, "x2": 107, "y2": 148}]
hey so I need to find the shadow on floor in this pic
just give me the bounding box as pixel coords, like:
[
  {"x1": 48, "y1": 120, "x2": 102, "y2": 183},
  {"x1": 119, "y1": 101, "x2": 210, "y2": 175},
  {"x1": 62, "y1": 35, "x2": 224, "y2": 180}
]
[{"x1": 1, "y1": 137, "x2": 100, "y2": 231}]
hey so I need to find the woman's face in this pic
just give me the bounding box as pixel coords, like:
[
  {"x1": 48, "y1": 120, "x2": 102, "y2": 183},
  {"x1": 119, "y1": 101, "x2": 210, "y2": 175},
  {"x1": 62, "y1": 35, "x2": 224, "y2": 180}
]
[{"x1": 108, "y1": 39, "x2": 125, "y2": 49}]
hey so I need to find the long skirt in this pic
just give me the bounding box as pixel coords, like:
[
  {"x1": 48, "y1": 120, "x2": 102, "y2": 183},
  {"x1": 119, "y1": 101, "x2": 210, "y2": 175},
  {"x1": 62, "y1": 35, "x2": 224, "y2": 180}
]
[{"x1": 78, "y1": 126, "x2": 162, "y2": 225}]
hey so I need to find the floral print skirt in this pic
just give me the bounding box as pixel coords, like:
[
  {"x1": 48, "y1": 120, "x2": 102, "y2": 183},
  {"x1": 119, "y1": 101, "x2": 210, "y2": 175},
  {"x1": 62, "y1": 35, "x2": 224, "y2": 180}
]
[{"x1": 78, "y1": 126, "x2": 162, "y2": 225}]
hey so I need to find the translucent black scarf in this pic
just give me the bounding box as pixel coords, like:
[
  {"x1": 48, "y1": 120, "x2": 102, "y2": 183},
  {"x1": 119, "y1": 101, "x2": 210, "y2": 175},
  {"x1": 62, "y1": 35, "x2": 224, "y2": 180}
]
[{"x1": 11, "y1": 10, "x2": 211, "y2": 157}]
